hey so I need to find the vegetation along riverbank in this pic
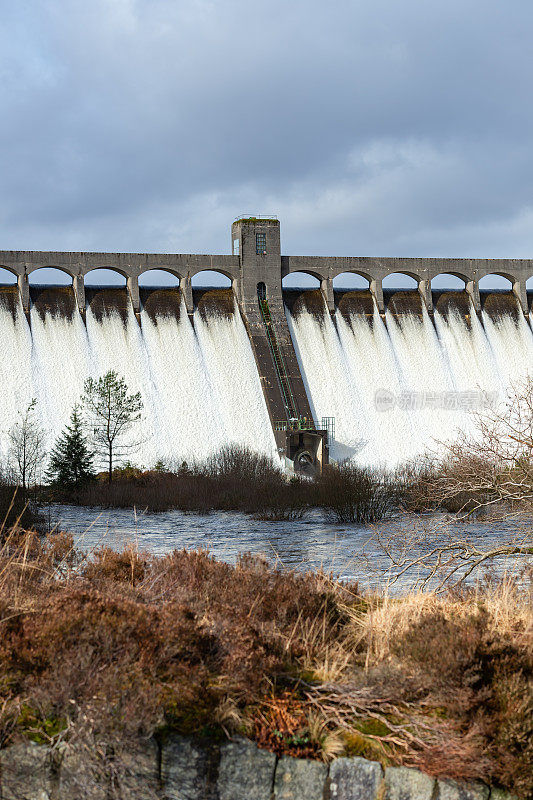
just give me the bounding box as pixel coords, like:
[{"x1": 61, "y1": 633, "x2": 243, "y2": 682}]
[{"x1": 0, "y1": 525, "x2": 530, "y2": 798}]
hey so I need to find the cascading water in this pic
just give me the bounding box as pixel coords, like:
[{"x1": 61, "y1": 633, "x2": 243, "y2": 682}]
[
  {"x1": 3, "y1": 285, "x2": 533, "y2": 473},
  {"x1": 0, "y1": 293, "x2": 278, "y2": 470},
  {"x1": 287, "y1": 296, "x2": 533, "y2": 468}
]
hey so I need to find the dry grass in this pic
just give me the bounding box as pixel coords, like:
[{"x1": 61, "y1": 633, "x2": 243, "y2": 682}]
[{"x1": 0, "y1": 525, "x2": 530, "y2": 797}]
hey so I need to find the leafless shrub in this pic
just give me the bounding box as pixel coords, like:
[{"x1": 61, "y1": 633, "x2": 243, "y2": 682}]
[
  {"x1": 422, "y1": 378, "x2": 533, "y2": 519},
  {"x1": 317, "y1": 464, "x2": 395, "y2": 523}
]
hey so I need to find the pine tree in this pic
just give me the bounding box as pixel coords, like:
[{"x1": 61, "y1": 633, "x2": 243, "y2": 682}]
[{"x1": 46, "y1": 406, "x2": 95, "y2": 489}]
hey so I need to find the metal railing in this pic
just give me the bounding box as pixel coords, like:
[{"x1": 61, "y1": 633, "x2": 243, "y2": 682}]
[
  {"x1": 320, "y1": 416, "x2": 335, "y2": 444},
  {"x1": 233, "y1": 214, "x2": 279, "y2": 222},
  {"x1": 274, "y1": 419, "x2": 315, "y2": 431}
]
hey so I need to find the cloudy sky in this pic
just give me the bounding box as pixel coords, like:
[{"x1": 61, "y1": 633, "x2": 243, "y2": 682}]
[{"x1": 1, "y1": 0, "x2": 532, "y2": 275}]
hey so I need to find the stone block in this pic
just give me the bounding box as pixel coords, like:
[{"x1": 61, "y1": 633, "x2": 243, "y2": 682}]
[
  {"x1": 57, "y1": 742, "x2": 108, "y2": 800},
  {"x1": 328, "y1": 756, "x2": 383, "y2": 800},
  {"x1": 273, "y1": 755, "x2": 328, "y2": 799},
  {"x1": 0, "y1": 742, "x2": 55, "y2": 800},
  {"x1": 384, "y1": 765, "x2": 435, "y2": 800},
  {"x1": 489, "y1": 790, "x2": 518, "y2": 800},
  {"x1": 161, "y1": 734, "x2": 216, "y2": 800},
  {"x1": 217, "y1": 737, "x2": 277, "y2": 800},
  {"x1": 436, "y1": 779, "x2": 490, "y2": 800},
  {"x1": 117, "y1": 738, "x2": 160, "y2": 799}
]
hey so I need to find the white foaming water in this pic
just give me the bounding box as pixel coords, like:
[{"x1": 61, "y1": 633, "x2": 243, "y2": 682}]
[
  {"x1": 287, "y1": 302, "x2": 533, "y2": 468},
  {"x1": 2, "y1": 289, "x2": 532, "y2": 472},
  {"x1": 0, "y1": 297, "x2": 277, "y2": 468}
]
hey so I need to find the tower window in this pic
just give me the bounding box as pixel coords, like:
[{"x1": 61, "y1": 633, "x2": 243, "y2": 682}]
[{"x1": 256, "y1": 233, "x2": 267, "y2": 255}]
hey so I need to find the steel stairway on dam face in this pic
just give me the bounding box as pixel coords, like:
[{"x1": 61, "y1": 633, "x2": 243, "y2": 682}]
[
  {"x1": 252, "y1": 281, "x2": 327, "y2": 474},
  {"x1": 257, "y1": 284, "x2": 299, "y2": 423}
]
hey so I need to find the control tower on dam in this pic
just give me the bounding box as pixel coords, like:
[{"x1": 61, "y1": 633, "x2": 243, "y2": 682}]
[{"x1": 2, "y1": 216, "x2": 533, "y2": 472}]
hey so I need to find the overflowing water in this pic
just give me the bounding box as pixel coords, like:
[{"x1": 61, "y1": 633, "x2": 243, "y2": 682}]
[
  {"x1": 1, "y1": 289, "x2": 533, "y2": 471},
  {"x1": 287, "y1": 303, "x2": 533, "y2": 467},
  {"x1": 0, "y1": 296, "x2": 277, "y2": 469}
]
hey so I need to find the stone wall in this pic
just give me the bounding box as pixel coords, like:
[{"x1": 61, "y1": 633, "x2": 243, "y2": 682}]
[{"x1": 0, "y1": 735, "x2": 516, "y2": 800}]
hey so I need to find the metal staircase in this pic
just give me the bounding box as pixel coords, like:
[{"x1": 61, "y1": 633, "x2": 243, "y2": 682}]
[{"x1": 257, "y1": 288, "x2": 298, "y2": 420}]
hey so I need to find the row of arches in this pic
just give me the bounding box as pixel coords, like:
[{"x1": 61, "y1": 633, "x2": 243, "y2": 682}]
[
  {"x1": 282, "y1": 271, "x2": 531, "y2": 291},
  {"x1": 1, "y1": 268, "x2": 528, "y2": 291},
  {"x1": 0, "y1": 267, "x2": 232, "y2": 288}
]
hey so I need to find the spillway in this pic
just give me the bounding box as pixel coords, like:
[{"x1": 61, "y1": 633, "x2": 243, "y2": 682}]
[
  {"x1": 1, "y1": 284, "x2": 533, "y2": 474},
  {"x1": 0, "y1": 289, "x2": 277, "y2": 472},
  {"x1": 286, "y1": 291, "x2": 533, "y2": 468}
]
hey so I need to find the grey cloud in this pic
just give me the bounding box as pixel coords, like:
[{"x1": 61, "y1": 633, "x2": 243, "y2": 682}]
[{"x1": 0, "y1": 0, "x2": 532, "y2": 279}]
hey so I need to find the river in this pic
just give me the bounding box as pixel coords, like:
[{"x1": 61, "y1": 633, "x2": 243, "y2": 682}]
[{"x1": 47, "y1": 504, "x2": 527, "y2": 591}]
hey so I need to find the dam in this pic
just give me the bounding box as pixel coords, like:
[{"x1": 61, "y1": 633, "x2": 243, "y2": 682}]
[{"x1": 1, "y1": 216, "x2": 533, "y2": 472}]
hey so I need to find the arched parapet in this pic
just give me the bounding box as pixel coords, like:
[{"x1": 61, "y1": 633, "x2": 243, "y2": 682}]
[
  {"x1": 382, "y1": 267, "x2": 423, "y2": 284},
  {"x1": 281, "y1": 270, "x2": 334, "y2": 314},
  {"x1": 330, "y1": 265, "x2": 376, "y2": 284},
  {"x1": 430, "y1": 270, "x2": 470, "y2": 288},
  {"x1": 476, "y1": 270, "x2": 528, "y2": 315},
  {"x1": 80, "y1": 263, "x2": 130, "y2": 281},
  {"x1": 190, "y1": 269, "x2": 236, "y2": 316},
  {"x1": 83, "y1": 267, "x2": 138, "y2": 321},
  {"x1": 26, "y1": 264, "x2": 76, "y2": 281},
  {"x1": 476, "y1": 268, "x2": 518, "y2": 286},
  {"x1": 189, "y1": 265, "x2": 238, "y2": 284},
  {"x1": 281, "y1": 256, "x2": 328, "y2": 283},
  {"x1": 138, "y1": 267, "x2": 182, "y2": 285},
  {"x1": 0, "y1": 264, "x2": 24, "y2": 281},
  {"x1": 381, "y1": 269, "x2": 433, "y2": 313}
]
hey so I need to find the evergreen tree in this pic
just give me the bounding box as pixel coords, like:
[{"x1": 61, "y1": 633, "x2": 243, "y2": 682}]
[{"x1": 46, "y1": 406, "x2": 95, "y2": 489}]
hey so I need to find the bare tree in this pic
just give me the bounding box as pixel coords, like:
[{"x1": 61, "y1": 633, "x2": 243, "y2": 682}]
[
  {"x1": 427, "y1": 378, "x2": 533, "y2": 518},
  {"x1": 7, "y1": 399, "x2": 46, "y2": 493},
  {"x1": 360, "y1": 517, "x2": 533, "y2": 592},
  {"x1": 82, "y1": 371, "x2": 143, "y2": 482},
  {"x1": 360, "y1": 381, "x2": 533, "y2": 591}
]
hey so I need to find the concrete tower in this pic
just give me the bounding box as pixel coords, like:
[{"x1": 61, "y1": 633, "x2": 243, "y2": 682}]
[{"x1": 231, "y1": 216, "x2": 282, "y2": 315}]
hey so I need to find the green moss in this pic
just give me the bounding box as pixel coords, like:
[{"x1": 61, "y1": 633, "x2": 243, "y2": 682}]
[
  {"x1": 160, "y1": 696, "x2": 225, "y2": 743},
  {"x1": 355, "y1": 717, "x2": 392, "y2": 737},
  {"x1": 342, "y1": 729, "x2": 393, "y2": 765},
  {"x1": 17, "y1": 705, "x2": 67, "y2": 744}
]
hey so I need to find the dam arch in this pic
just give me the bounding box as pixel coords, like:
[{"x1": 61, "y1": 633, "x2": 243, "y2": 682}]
[
  {"x1": 0, "y1": 267, "x2": 17, "y2": 285},
  {"x1": 382, "y1": 272, "x2": 418, "y2": 288},
  {"x1": 282, "y1": 271, "x2": 321, "y2": 289},
  {"x1": 383, "y1": 271, "x2": 434, "y2": 314},
  {"x1": 189, "y1": 270, "x2": 234, "y2": 318},
  {"x1": 478, "y1": 273, "x2": 513, "y2": 290},
  {"x1": 139, "y1": 269, "x2": 180, "y2": 287},
  {"x1": 431, "y1": 272, "x2": 467, "y2": 290},
  {"x1": 332, "y1": 272, "x2": 370, "y2": 289},
  {"x1": 28, "y1": 267, "x2": 73, "y2": 286},
  {"x1": 191, "y1": 269, "x2": 233, "y2": 288},
  {"x1": 84, "y1": 268, "x2": 127, "y2": 286}
]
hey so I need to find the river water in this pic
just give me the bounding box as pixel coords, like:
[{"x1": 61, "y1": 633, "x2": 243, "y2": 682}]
[{"x1": 48, "y1": 504, "x2": 527, "y2": 590}]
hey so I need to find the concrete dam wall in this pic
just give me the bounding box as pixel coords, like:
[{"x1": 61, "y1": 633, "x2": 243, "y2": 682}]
[{"x1": 1, "y1": 216, "x2": 533, "y2": 470}]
